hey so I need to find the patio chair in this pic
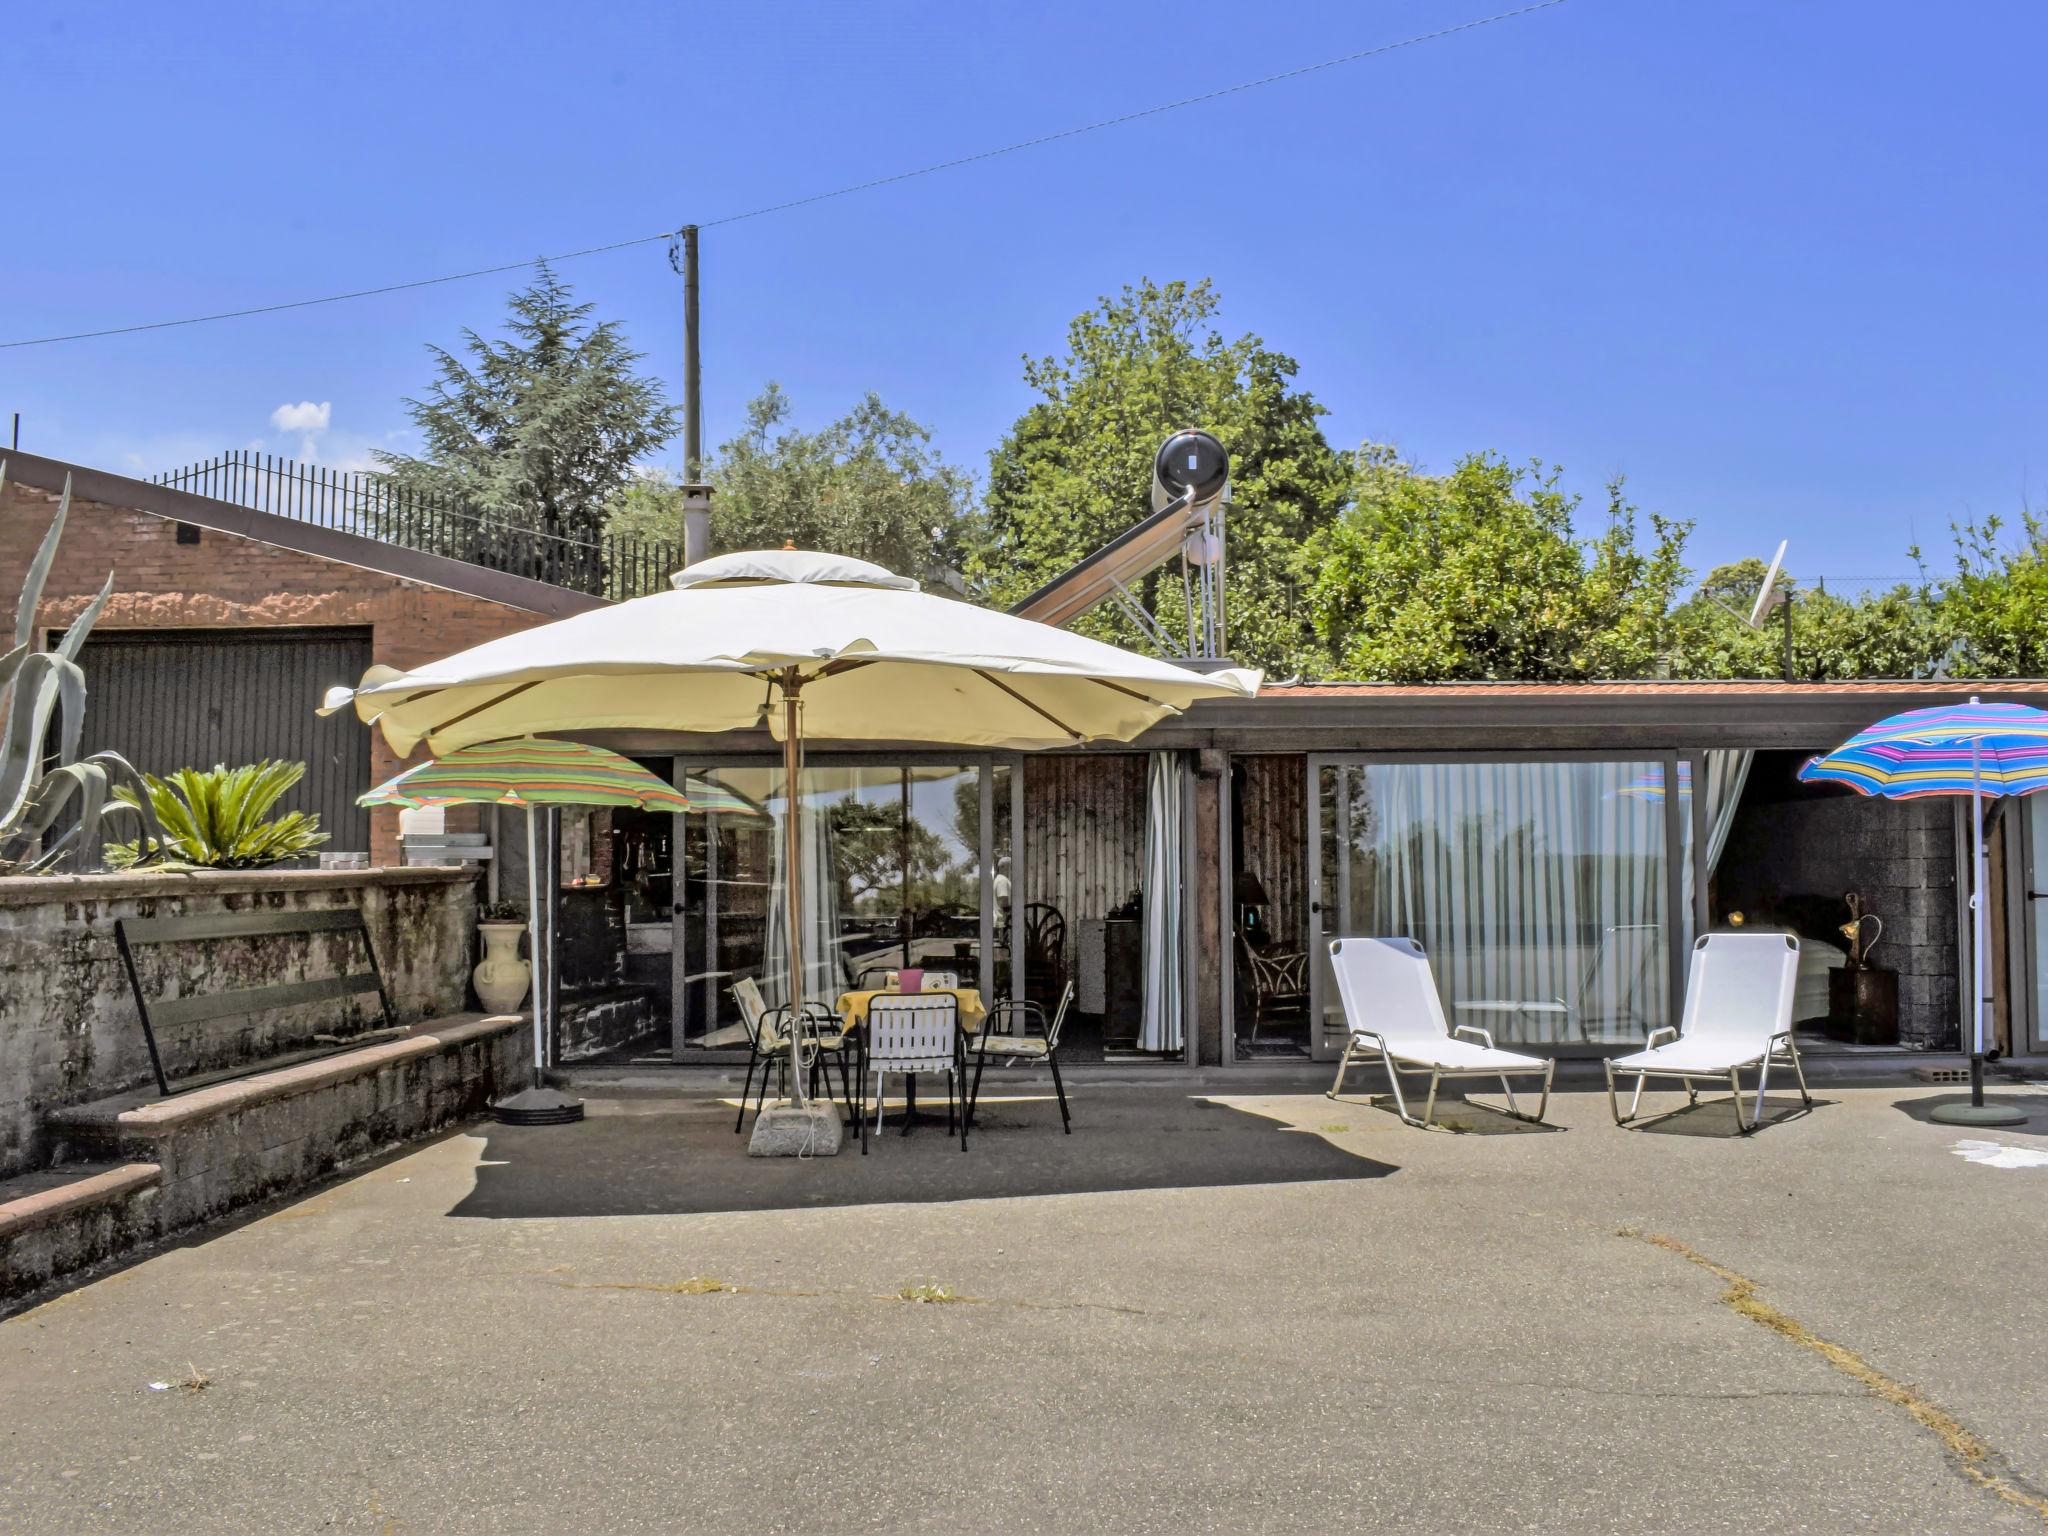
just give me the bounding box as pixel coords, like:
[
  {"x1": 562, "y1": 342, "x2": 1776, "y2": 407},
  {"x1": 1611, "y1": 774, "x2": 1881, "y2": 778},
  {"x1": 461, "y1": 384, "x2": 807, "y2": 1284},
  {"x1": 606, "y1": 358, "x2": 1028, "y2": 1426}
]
[
  {"x1": 1237, "y1": 934, "x2": 1308, "y2": 1042},
  {"x1": 967, "y1": 980, "x2": 1075, "y2": 1134},
  {"x1": 1606, "y1": 932, "x2": 1810, "y2": 1135},
  {"x1": 1325, "y1": 937, "x2": 1554, "y2": 1129},
  {"x1": 732, "y1": 983, "x2": 853, "y2": 1131},
  {"x1": 861, "y1": 994, "x2": 969, "y2": 1154}
]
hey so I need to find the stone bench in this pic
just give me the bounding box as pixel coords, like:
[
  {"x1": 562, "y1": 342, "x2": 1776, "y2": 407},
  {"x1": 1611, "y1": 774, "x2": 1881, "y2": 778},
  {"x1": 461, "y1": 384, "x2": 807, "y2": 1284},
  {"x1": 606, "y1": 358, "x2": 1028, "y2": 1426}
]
[
  {"x1": 43, "y1": 1012, "x2": 523, "y2": 1251},
  {"x1": 0, "y1": 1162, "x2": 163, "y2": 1304}
]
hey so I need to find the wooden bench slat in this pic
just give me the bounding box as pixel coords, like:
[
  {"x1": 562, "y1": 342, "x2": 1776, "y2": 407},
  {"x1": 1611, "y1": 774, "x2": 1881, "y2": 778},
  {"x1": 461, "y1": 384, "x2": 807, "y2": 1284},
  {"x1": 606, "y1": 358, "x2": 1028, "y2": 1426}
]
[
  {"x1": 148, "y1": 971, "x2": 384, "y2": 1028},
  {"x1": 120, "y1": 908, "x2": 366, "y2": 944}
]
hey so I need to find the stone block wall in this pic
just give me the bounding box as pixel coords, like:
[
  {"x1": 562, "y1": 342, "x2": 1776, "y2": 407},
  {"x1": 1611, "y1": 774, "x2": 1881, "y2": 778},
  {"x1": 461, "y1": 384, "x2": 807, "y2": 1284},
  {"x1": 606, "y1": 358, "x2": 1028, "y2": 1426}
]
[
  {"x1": 0, "y1": 868, "x2": 478, "y2": 1178},
  {"x1": 1716, "y1": 793, "x2": 1958, "y2": 1046}
]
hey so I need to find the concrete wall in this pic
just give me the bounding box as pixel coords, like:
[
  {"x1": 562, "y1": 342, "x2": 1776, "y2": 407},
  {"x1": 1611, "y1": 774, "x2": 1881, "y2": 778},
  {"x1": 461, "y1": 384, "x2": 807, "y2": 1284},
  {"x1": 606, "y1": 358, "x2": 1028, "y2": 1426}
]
[
  {"x1": 0, "y1": 868, "x2": 478, "y2": 1178},
  {"x1": 1716, "y1": 794, "x2": 1958, "y2": 1047}
]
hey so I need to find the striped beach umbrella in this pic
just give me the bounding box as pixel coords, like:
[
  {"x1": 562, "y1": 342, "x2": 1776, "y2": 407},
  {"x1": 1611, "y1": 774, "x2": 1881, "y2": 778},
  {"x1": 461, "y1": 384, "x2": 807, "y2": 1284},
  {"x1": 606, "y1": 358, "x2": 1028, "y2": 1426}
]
[
  {"x1": 359, "y1": 737, "x2": 758, "y2": 815},
  {"x1": 356, "y1": 737, "x2": 745, "y2": 1128},
  {"x1": 1799, "y1": 697, "x2": 2048, "y2": 1123}
]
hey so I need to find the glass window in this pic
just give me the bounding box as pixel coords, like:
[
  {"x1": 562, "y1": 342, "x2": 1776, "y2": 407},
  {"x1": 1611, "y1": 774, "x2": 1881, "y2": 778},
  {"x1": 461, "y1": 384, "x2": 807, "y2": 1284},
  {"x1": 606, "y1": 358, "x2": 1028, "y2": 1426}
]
[
  {"x1": 674, "y1": 761, "x2": 989, "y2": 1047},
  {"x1": 1316, "y1": 760, "x2": 1682, "y2": 1051}
]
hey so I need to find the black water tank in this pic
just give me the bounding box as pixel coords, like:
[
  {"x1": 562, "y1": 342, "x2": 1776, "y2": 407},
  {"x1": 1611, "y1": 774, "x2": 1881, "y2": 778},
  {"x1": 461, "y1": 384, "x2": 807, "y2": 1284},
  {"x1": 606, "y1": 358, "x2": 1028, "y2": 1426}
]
[{"x1": 1153, "y1": 430, "x2": 1229, "y2": 506}]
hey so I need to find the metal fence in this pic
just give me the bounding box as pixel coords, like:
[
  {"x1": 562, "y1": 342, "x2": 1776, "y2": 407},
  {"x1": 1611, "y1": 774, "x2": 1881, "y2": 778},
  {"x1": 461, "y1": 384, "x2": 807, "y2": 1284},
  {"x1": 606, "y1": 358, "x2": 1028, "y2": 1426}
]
[{"x1": 151, "y1": 449, "x2": 680, "y2": 602}]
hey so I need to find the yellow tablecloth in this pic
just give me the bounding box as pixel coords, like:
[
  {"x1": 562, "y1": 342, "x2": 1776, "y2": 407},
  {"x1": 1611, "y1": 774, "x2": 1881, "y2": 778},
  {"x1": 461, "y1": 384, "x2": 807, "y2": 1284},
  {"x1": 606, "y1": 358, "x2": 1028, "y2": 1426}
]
[{"x1": 835, "y1": 988, "x2": 987, "y2": 1034}]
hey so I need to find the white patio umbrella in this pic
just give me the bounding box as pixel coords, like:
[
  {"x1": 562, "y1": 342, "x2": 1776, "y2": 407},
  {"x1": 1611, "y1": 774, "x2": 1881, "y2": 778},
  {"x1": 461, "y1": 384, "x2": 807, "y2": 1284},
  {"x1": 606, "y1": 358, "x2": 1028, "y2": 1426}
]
[{"x1": 324, "y1": 549, "x2": 1261, "y2": 1123}]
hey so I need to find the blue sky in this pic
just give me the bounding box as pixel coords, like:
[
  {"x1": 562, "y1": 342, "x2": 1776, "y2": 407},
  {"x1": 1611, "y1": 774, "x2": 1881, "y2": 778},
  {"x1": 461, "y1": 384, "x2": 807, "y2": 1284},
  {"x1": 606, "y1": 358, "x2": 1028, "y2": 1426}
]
[{"x1": 4, "y1": 0, "x2": 2042, "y2": 590}]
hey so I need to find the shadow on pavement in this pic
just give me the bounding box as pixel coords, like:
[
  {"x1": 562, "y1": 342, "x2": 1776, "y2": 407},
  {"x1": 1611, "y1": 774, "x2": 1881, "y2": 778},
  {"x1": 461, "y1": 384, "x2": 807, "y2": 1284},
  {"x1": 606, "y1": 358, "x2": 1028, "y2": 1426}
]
[
  {"x1": 1316, "y1": 1091, "x2": 1564, "y2": 1135},
  {"x1": 1621, "y1": 1093, "x2": 1831, "y2": 1136},
  {"x1": 450, "y1": 1089, "x2": 1397, "y2": 1218}
]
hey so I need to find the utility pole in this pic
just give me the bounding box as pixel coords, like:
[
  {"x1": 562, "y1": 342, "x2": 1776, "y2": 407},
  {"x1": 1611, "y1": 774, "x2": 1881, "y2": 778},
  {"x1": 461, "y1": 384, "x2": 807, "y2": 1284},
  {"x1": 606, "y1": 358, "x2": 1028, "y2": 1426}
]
[
  {"x1": 681, "y1": 224, "x2": 701, "y2": 476},
  {"x1": 675, "y1": 224, "x2": 712, "y2": 567}
]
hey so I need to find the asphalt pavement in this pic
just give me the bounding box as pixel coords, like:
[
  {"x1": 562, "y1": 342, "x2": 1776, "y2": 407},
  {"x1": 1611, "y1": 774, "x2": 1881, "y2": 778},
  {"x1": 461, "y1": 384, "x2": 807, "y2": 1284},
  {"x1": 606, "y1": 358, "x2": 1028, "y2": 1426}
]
[{"x1": 3, "y1": 1072, "x2": 2045, "y2": 1533}]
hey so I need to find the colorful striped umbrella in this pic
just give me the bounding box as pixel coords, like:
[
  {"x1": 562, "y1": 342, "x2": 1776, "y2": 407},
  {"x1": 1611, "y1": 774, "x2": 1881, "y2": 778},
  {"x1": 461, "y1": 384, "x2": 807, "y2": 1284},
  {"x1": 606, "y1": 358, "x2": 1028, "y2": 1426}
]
[
  {"x1": 358, "y1": 737, "x2": 757, "y2": 814},
  {"x1": 1796, "y1": 701, "x2": 2048, "y2": 800},
  {"x1": 1799, "y1": 697, "x2": 2048, "y2": 1122}
]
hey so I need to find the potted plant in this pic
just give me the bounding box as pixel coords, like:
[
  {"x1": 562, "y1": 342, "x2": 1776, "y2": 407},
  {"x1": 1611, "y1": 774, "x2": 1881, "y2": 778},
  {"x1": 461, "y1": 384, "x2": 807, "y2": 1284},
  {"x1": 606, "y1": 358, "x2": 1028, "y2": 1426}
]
[{"x1": 474, "y1": 901, "x2": 532, "y2": 1013}]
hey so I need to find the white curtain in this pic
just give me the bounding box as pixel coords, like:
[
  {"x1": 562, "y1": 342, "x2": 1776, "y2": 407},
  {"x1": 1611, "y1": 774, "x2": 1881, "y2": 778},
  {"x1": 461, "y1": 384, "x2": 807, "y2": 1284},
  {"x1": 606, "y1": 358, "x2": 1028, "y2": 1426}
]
[
  {"x1": 762, "y1": 772, "x2": 847, "y2": 1012},
  {"x1": 1361, "y1": 761, "x2": 1670, "y2": 1045},
  {"x1": 1138, "y1": 751, "x2": 1184, "y2": 1053},
  {"x1": 1702, "y1": 749, "x2": 1753, "y2": 872}
]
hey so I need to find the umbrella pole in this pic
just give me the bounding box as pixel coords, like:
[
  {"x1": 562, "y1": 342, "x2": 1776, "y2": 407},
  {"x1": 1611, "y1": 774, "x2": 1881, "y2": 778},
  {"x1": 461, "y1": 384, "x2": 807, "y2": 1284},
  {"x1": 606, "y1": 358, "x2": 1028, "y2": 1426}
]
[
  {"x1": 1970, "y1": 745, "x2": 1986, "y2": 1108},
  {"x1": 783, "y1": 670, "x2": 810, "y2": 1111},
  {"x1": 528, "y1": 804, "x2": 545, "y2": 1091}
]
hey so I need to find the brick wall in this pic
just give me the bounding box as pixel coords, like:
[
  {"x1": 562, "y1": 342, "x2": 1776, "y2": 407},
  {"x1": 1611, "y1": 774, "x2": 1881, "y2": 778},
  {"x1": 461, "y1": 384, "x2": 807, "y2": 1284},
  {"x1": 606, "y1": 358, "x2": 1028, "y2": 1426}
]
[{"x1": 1, "y1": 476, "x2": 559, "y2": 866}]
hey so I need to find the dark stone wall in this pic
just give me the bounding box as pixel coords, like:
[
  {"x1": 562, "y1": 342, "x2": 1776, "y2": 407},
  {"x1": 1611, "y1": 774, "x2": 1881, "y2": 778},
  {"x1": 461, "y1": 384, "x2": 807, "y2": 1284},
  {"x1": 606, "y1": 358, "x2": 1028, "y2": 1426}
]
[{"x1": 1715, "y1": 787, "x2": 1958, "y2": 1047}]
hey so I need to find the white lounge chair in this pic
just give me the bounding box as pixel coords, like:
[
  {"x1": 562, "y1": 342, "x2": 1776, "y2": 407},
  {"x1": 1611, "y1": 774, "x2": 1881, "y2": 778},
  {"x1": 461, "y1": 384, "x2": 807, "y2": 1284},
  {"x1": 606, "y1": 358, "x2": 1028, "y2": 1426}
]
[
  {"x1": 1326, "y1": 937, "x2": 1554, "y2": 1128},
  {"x1": 1606, "y1": 932, "x2": 1811, "y2": 1134}
]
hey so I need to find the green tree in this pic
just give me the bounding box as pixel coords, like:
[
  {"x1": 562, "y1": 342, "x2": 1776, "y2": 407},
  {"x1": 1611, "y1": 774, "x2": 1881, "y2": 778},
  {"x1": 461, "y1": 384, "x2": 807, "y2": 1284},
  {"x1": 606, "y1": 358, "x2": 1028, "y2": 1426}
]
[
  {"x1": 1666, "y1": 556, "x2": 1954, "y2": 681},
  {"x1": 613, "y1": 387, "x2": 976, "y2": 583},
  {"x1": 376, "y1": 261, "x2": 677, "y2": 585},
  {"x1": 972, "y1": 279, "x2": 1348, "y2": 672},
  {"x1": 1298, "y1": 447, "x2": 1689, "y2": 682},
  {"x1": 1938, "y1": 511, "x2": 2048, "y2": 676}
]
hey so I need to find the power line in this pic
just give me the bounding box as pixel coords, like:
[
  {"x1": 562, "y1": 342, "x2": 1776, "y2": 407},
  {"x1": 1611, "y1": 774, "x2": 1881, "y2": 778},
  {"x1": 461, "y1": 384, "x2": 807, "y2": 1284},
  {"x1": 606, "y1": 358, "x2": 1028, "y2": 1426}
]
[{"x1": 3, "y1": 1, "x2": 1568, "y2": 351}]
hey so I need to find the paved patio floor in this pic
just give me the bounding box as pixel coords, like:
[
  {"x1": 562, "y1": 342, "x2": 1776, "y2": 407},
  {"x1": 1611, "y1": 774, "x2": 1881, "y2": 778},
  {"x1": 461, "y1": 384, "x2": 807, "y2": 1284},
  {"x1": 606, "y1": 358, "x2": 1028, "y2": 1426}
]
[{"x1": 3, "y1": 1072, "x2": 2047, "y2": 1533}]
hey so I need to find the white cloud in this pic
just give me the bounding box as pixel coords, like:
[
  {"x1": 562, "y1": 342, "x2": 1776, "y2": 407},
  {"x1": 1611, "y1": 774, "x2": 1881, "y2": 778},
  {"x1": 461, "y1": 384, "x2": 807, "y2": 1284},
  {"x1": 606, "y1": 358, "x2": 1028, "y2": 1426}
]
[{"x1": 270, "y1": 400, "x2": 332, "y2": 435}]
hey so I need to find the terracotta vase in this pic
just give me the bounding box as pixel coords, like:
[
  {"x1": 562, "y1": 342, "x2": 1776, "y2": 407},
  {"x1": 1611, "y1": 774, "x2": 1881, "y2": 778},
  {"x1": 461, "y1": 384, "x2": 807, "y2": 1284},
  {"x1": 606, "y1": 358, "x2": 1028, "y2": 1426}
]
[{"x1": 474, "y1": 921, "x2": 532, "y2": 1013}]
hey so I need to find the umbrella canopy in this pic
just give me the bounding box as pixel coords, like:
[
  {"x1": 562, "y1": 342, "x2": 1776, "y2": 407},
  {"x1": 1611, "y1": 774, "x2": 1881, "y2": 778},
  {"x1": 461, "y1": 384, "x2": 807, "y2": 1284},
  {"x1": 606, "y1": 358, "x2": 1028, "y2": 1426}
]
[
  {"x1": 323, "y1": 550, "x2": 1262, "y2": 757},
  {"x1": 357, "y1": 737, "x2": 763, "y2": 818},
  {"x1": 325, "y1": 549, "x2": 1263, "y2": 1122},
  {"x1": 1799, "y1": 697, "x2": 2048, "y2": 1122},
  {"x1": 1796, "y1": 701, "x2": 2048, "y2": 799},
  {"x1": 358, "y1": 737, "x2": 699, "y2": 811}
]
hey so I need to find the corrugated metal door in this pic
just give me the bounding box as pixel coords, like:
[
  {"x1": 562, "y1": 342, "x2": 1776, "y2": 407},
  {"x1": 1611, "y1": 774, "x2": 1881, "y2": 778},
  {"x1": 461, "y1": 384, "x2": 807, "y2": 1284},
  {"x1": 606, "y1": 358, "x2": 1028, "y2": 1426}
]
[{"x1": 70, "y1": 628, "x2": 374, "y2": 853}]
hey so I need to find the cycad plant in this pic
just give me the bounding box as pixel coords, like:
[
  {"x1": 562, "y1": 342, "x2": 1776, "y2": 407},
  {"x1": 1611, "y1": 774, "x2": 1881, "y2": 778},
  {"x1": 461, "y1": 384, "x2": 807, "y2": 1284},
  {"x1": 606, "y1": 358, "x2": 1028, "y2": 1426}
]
[{"x1": 106, "y1": 760, "x2": 327, "y2": 870}]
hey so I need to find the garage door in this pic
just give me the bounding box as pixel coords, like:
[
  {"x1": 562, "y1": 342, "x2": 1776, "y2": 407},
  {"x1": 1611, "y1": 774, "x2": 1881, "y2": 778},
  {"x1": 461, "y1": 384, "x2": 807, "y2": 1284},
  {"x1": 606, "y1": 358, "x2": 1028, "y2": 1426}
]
[{"x1": 69, "y1": 628, "x2": 374, "y2": 855}]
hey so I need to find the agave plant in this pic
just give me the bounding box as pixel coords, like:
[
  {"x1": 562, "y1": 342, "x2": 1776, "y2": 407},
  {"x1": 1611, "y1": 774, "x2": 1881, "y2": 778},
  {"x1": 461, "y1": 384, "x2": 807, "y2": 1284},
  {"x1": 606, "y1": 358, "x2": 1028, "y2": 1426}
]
[
  {"x1": 105, "y1": 759, "x2": 328, "y2": 870},
  {"x1": 0, "y1": 462, "x2": 166, "y2": 874}
]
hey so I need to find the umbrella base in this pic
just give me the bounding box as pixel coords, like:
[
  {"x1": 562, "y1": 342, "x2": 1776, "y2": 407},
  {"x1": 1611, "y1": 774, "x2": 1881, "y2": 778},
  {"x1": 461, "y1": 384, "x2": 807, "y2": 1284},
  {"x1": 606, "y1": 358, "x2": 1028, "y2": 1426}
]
[
  {"x1": 492, "y1": 1087, "x2": 586, "y2": 1126},
  {"x1": 1929, "y1": 1100, "x2": 2030, "y2": 1127},
  {"x1": 747, "y1": 1101, "x2": 844, "y2": 1158}
]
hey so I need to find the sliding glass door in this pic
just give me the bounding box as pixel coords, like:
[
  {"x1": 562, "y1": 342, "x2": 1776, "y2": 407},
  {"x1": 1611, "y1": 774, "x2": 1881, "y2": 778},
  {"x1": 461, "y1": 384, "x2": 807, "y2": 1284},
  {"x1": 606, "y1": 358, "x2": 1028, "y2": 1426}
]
[
  {"x1": 671, "y1": 757, "x2": 1005, "y2": 1053},
  {"x1": 1308, "y1": 756, "x2": 1690, "y2": 1058}
]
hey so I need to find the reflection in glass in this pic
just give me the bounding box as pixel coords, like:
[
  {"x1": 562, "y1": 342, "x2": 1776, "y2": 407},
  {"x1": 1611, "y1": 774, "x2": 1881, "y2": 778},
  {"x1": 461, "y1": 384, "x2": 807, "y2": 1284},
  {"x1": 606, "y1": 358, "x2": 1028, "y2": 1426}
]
[{"x1": 676, "y1": 762, "x2": 987, "y2": 1046}]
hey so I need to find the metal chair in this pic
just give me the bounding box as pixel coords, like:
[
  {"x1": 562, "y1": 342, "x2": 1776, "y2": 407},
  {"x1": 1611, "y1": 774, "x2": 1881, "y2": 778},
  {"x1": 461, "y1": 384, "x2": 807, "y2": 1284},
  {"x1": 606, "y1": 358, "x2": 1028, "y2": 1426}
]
[
  {"x1": 733, "y1": 985, "x2": 853, "y2": 1131},
  {"x1": 861, "y1": 993, "x2": 969, "y2": 1154},
  {"x1": 968, "y1": 979, "x2": 1075, "y2": 1134},
  {"x1": 1025, "y1": 903, "x2": 1066, "y2": 1004}
]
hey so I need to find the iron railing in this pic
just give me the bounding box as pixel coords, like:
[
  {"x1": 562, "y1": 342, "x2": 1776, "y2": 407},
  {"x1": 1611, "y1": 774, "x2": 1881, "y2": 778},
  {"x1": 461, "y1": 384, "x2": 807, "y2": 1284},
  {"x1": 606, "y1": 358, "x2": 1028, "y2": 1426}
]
[{"x1": 150, "y1": 449, "x2": 680, "y2": 602}]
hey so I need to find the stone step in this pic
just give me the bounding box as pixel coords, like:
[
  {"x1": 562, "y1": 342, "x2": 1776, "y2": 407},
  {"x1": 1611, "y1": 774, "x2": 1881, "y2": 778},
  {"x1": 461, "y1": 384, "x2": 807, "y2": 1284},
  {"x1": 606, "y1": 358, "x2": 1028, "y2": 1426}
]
[
  {"x1": 44, "y1": 1014, "x2": 524, "y2": 1269},
  {"x1": 1, "y1": 1161, "x2": 163, "y2": 1307}
]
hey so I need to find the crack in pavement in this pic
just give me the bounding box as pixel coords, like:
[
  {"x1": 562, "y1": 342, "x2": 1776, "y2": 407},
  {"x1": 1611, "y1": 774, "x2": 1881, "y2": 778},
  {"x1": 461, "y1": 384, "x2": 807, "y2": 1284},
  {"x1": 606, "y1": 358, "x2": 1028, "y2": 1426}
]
[
  {"x1": 553, "y1": 1275, "x2": 1151, "y2": 1316},
  {"x1": 1625, "y1": 1228, "x2": 2048, "y2": 1527}
]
